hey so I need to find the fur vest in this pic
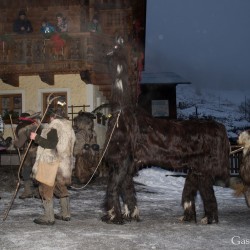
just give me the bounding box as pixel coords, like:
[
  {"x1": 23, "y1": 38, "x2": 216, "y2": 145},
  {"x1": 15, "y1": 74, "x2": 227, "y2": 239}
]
[{"x1": 32, "y1": 118, "x2": 76, "y2": 179}]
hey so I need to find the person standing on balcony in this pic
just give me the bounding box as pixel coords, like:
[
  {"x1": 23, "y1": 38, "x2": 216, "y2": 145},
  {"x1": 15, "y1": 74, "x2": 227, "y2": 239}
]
[
  {"x1": 55, "y1": 13, "x2": 68, "y2": 33},
  {"x1": 40, "y1": 18, "x2": 55, "y2": 34},
  {"x1": 13, "y1": 10, "x2": 33, "y2": 34},
  {"x1": 88, "y1": 15, "x2": 102, "y2": 33}
]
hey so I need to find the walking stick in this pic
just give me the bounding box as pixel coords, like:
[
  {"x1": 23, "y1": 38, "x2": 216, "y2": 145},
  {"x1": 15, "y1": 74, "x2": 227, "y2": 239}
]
[
  {"x1": 9, "y1": 114, "x2": 21, "y2": 162},
  {"x1": 2, "y1": 93, "x2": 60, "y2": 221}
]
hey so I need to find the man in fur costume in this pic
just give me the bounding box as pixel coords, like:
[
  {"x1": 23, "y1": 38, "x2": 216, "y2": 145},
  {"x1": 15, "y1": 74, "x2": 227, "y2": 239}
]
[
  {"x1": 30, "y1": 108, "x2": 76, "y2": 225},
  {"x1": 237, "y1": 130, "x2": 250, "y2": 207},
  {"x1": 73, "y1": 111, "x2": 100, "y2": 184},
  {"x1": 14, "y1": 112, "x2": 41, "y2": 199}
]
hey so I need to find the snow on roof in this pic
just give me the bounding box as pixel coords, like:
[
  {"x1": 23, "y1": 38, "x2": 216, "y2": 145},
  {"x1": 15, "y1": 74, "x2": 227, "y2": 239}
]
[{"x1": 140, "y1": 72, "x2": 191, "y2": 85}]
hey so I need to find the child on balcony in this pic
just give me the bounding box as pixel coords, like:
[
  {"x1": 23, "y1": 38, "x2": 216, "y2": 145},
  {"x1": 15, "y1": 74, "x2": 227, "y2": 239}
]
[
  {"x1": 88, "y1": 15, "x2": 102, "y2": 33},
  {"x1": 55, "y1": 13, "x2": 68, "y2": 33},
  {"x1": 40, "y1": 19, "x2": 55, "y2": 34}
]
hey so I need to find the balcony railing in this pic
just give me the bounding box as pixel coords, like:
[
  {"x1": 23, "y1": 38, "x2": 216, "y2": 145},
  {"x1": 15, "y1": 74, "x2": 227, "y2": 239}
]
[{"x1": 0, "y1": 32, "x2": 113, "y2": 85}]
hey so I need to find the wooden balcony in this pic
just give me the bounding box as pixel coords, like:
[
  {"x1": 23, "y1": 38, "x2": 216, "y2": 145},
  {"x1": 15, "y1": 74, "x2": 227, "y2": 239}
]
[{"x1": 0, "y1": 32, "x2": 114, "y2": 97}]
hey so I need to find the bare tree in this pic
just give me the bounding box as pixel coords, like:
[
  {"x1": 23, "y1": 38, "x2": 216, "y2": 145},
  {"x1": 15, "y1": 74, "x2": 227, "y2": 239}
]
[{"x1": 239, "y1": 97, "x2": 250, "y2": 121}]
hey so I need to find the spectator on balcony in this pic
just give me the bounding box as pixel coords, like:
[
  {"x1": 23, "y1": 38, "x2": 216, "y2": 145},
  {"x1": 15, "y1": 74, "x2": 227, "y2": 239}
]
[
  {"x1": 40, "y1": 19, "x2": 55, "y2": 34},
  {"x1": 55, "y1": 13, "x2": 68, "y2": 33},
  {"x1": 88, "y1": 15, "x2": 102, "y2": 33},
  {"x1": 13, "y1": 10, "x2": 33, "y2": 34}
]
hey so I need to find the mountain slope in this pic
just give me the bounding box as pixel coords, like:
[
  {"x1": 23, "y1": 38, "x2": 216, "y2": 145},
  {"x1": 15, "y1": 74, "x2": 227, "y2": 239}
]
[{"x1": 176, "y1": 85, "x2": 250, "y2": 140}]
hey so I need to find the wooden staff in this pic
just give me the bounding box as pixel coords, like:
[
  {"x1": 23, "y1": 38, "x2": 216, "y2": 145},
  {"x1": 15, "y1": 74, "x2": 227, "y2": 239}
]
[
  {"x1": 230, "y1": 146, "x2": 244, "y2": 155},
  {"x1": 9, "y1": 114, "x2": 21, "y2": 162},
  {"x1": 2, "y1": 93, "x2": 59, "y2": 221}
]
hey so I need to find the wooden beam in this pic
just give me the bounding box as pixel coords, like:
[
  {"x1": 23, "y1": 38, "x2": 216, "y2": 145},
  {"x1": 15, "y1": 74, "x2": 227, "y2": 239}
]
[
  {"x1": 39, "y1": 72, "x2": 55, "y2": 85},
  {"x1": 80, "y1": 70, "x2": 92, "y2": 84},
  {"x1": 98, "y1": 85, "x2": 111, "y2": 91},
  {"x1": 91, "y1": 72, "x2": 113, "y2": 86},
  {"x1": 0, "y1": 74, "x2": 19, "y2": 87}
]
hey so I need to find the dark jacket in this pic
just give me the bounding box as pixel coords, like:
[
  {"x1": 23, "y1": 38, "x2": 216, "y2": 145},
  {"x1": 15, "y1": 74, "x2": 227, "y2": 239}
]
[
  {"x1": 34, "y1": 128, "x2": 58, "y2": 149},
  {"x1": 13, "y1": 18, "x2": 33, "y2": 34}
]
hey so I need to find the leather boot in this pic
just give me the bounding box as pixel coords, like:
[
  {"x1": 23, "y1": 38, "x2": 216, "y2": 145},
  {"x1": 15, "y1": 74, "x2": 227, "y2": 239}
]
[
  {"x1": 34, "y1": 199, "x2": 55, "y2": 225},
  {"x1": 55, "y1": 197, "x2": 71, "y2": 221},
  {"x1": 19, "y1": 180, "x2": 33, "y2": 199}
]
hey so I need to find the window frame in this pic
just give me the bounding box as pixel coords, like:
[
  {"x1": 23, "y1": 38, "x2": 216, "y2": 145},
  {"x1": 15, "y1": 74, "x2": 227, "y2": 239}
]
[{"x1": 0, "y1": 92, "x2": 24, "y2": 123}]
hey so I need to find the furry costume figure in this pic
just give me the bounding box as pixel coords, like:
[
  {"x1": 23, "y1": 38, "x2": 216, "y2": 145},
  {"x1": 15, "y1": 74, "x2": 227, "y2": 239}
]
[
  {"x1": 237, "y1": 130, "x2": 250, "y2": 206},
  {"x1": 33, "y1": 118, "x2": 76, "y2": 184},
  {"x1": 31, "y1": 113, "x2": 76, "y2": 225},
  {"x1": 101, "y1": 36, "x2": 230, "y2": 225},
  {"x1": 73, "y1": 111, "x2": 99, "y2": 184}
]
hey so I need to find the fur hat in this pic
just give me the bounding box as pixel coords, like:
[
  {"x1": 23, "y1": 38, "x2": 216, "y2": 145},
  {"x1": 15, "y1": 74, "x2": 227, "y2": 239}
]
[
  {"x1": 20, "y1": 112, "x2": 30, "y2": 118},
  {"x1": 18, "y1": 111, "x2": 41, "y2": 124},
  {"x1": 48, "y1": 107, "x2": 66, "y2": 119}
]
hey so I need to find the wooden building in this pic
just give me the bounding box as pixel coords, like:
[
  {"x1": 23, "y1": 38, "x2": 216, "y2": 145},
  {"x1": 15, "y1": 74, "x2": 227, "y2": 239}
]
[
  {"x1": 0, "y1": 0, "x2": 146, "y2": 139},
  {"x1": 138, "y1": 72, "x2": 191, "y2": 119}
]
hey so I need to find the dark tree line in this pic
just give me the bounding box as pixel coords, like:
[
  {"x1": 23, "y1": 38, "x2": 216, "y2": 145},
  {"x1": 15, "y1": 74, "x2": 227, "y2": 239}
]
[{"x1": 239, "y1": 98, "x2": 250, "y2": 121}]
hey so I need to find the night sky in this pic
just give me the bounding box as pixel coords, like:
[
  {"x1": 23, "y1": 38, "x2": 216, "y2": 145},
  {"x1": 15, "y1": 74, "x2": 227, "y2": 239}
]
[{"x1": 145, "y1": 0, "x2": 250, "y2": 91}]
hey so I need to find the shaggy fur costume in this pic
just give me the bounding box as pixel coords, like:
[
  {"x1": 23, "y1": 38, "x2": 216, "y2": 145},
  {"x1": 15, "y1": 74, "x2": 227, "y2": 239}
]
[
  {"x1": 102, "y1": 107, "x2": 230, "y2": 224},
  {"x1": 32, "y1": 118, "x2": 76, "y2": 184},
  {"x1": 237, "y1": 130, "x2": 250, "y2": 206},
  {"x1": 101, "y1": 36, "x2": 230, "y2": 225},
  {"x1": 73, "y1": 111, "x2": 99, "y2": 183},
  {"x1": 238, "y1": 130, "x2": 250, "y2": 184}
]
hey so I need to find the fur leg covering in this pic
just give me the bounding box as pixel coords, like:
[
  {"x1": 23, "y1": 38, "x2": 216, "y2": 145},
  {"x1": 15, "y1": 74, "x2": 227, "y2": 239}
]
[
  {"x1": 181, "y1": 172, "x2": 198, "y2": 223},
  {"x1": 199, "y1": 175, "x2": 218, "y2": 224},
  {"x1": 121, "y1": 174, "x2": 139, "y2": 221},
  {"x1": 55, "y1": 197, "x2": 71, "y2": 221},
  {"x1": 102, "y1": 159, "x2": 131, "y2": 224},
  {"x1": 34, "y1": 199, "x2": 55, "y2": 225}
]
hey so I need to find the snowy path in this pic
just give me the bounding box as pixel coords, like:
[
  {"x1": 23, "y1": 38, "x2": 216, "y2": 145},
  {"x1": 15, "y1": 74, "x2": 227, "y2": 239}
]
[{"x1": 0, "y1": 167, "x2": 250, "y2": 250}]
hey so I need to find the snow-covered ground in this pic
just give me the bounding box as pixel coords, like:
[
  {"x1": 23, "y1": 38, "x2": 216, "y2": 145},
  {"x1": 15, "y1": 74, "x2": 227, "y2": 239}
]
[
  {"x1": 0, "y1": 167, "x2": 249, "y2": 250},
  {"x1": 1, "y1": 85, "x2": 250, "y2": 249}
]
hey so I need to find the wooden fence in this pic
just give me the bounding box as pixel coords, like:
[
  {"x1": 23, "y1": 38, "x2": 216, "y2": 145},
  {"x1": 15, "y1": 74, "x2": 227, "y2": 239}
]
[
  {"x1": 67, "y1": 105, "x2": 90, "y2": 123},
  {"x1": 229, "y1": 151, "x2": 242, "y2": 176},
  {"x1": 165, "y1": 150, "x2": 242, "y2": 177}
]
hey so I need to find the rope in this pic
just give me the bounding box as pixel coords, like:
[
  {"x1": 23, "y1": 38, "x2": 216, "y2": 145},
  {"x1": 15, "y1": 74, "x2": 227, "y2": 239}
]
[{"x1": 70, "y1": 110, "x2": 121, "y2": 190}]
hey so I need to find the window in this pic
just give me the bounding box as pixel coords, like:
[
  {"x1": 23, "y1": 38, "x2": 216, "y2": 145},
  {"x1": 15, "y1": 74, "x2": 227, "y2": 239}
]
[
  {"x1": 42, "y1": 92, "x2": 67, "y2": 123},
  {"x1": 151, "y1": 100, "x2": 169, "y2": 117},
  {"x1": 113, "y1": 13, "x2": 121, "y2": 26},
  {"x1": 107, "y1": 13, "x2": 113, "y2": 26},
  {"x1": 106, "y1": 12, "x2": 121, "y2": 26},
  {"x1": 0, "y1": 94, "x2": 22, "y2": 121}
]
